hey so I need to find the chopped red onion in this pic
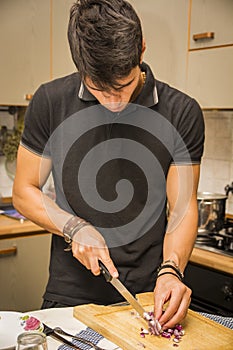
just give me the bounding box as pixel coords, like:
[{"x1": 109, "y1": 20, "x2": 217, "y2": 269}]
[
  {"x1": 176, "y1": 335, "x2": 182, "y2": 340},
  {"x1": 141, "y1": 328, "x2": 149, "y2": 334},
  {"x1": 167, "y1": 328, "x2": 174, "y2": 334},
  {"x1": 173, "y1": 329, "x2": 180, "y2": 337},
  {"x1": 146, "y1": 317, "x2": 160, "y2": 335},
  {"x1": 173, "y1": 338, "x2": 180, "y2": 343},
  {"x1": 161, "y1": 331, "x2": 171, "y2": 339},
  {"x1": 175, "y1": 324, "x2": 183, "y2": 331},
  {"x1": 135, "y1": 310, "x2": 184, "y2": 346}
]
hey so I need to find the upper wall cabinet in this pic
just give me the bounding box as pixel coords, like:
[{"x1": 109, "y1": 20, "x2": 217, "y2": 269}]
[
  {"x1": 187, "y1": 46, "x2": 233, "y2": 108},
  {"x1": 129, "y1": 0, "x2": 189, "y2": 92},
  {"x1": 0, "y1": 0, "x2": 50, "y2": 106},
  {"x1": 189, "y1": 0, "x2": 233, "y2": 50},
  {"x1": 51, "y1": 0, "x2": 76, "y2": 79},
  {"x1": 186, "y1": 0, "x2": 233, "y2": 109}
]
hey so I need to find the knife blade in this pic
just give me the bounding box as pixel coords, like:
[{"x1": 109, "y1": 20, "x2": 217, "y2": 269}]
[
  {"x1": 43, "y1": 323, "x2": 82, "y2": 350},
  {"x1": 99, "y1": 261, "x2": 161, "y2": 335}
]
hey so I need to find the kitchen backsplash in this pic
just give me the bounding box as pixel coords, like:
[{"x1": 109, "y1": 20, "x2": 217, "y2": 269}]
[
  {"x1": 0, "y1": 110, "x2": 15, "y2": 197},
  {"x1": 0, "y1": 109, "x2": 233, "y2": 214},
  {"x1": 198, "y1": 110, "x2": 233, "y2": 214},
  {"x1": 0, "y1": 156, "x2": 14, "y2": 197}
]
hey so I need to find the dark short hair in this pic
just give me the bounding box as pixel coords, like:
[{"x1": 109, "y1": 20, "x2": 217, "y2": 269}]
[{"x1": 68, "y1": 0, "x2": 143, "y2": 91}]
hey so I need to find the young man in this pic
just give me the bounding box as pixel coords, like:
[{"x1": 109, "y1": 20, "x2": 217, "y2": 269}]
[{"x1": 13, "y1": 0, "x2": 204, "y2": 330}]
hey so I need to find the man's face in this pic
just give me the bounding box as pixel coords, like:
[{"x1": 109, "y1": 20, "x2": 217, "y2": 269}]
[{"x1": 85, "y1": 66, "x2": 142, "y2": 112}]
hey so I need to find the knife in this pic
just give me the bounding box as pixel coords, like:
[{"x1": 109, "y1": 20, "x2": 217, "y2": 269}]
[
  {"x1": 43, "y1": 323, "x2": 82, "y2": 350},
  {"x1": 99, "y1": 261, "x2": 161, "y2": 335}
]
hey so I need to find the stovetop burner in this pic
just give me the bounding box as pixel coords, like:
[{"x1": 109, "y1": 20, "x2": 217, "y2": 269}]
[{"x1": 195, "y1": 220, "x2": 233, "y2": 257}]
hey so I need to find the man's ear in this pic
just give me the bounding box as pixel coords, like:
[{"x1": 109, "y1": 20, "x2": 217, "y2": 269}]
[{"x1": 140, "y1": 39, "x2": 146, "y2": 64}]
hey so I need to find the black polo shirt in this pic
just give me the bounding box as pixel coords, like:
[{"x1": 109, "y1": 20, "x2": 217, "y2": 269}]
[{"x1": 21, "y1": 62, "x2": 204, "y2": 306}]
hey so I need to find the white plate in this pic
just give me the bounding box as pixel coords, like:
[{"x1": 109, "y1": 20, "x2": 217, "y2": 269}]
[
  {"x1": 0, "y1": 312, "x2": 43, "y2": 350},
  {"x1": 0, "y1": 312, "x2": 22, "y2": 349}
]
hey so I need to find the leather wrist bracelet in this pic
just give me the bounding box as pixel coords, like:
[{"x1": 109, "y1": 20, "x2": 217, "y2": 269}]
[
  {"x1": 70, "y1": 221, "x2": 91, "y2": 241},
  {"x1": 157, "y1": 271, "x2": 181, "y2": 281},
  {"x1": 63, "y1": 216, "x2": 83, "y2": 235},
  {"x1": 157, "y1": 264, "x2": 184, "y2": 280},
  {"x1": 63, "y1": 216, "x2": 86, "y2": 244},
  {"x1": 63, "y1": 216, "x2": 91, "y2": 252}
]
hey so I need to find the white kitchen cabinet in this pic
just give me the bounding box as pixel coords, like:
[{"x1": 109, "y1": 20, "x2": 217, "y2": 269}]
[
  {"x1": 51, "y1": 0, "x2": 76, "y2": 79},
  {"x1": 186, "y1": 0, "x2": 233, "y2": 108},
  {"x1": 189, "y1": 0, "x2": 233, "y2": 50},
  {"x1": 186, "y1": 46, "x2": 233, "y2": 109},
  {"x1": 0, "y1": 0, "x2": 50, "y2": 106},
  {"x1": 0, "y1": 233, "x2": 51, "y2": 312},
  {"x1": 128, "y1": 0, "x2": 189, "y2": 92}
]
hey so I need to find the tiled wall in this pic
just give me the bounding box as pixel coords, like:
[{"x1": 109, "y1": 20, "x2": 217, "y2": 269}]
[
  {"x1": 0, "y1": 156, "x2": 14, "y2": 197},
  {"x1": 1, "y1": 110, "x2": 233, "y2": 214},
  {"x1": 198, "y1": 110, "x2": 233, "y2": 214},
  {"x1": 0, "y1": 111, "x2": 15, "y2": 198}
]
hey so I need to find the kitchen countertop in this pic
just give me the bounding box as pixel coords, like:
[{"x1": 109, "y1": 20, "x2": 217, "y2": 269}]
[
  {"x1": 29, "y1": 307, "x2": 120, "y2": 350},
  {"x1": 0, "y1": 215, "x2": 232, "y2": 275},
  {"x1": 1, "y1": 297, "x2": 232, "y2": 350},
  {"x1": 0, "y1": 215, "x2": 47, "y2": 238},
  {"x1": 0, "y1": 307, "x2": 120, "y2": 350},
  {"x1": 190, "y1": 247, "x2": 233, "y2": 275}
]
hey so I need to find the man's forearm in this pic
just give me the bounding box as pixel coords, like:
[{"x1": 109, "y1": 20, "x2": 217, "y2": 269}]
[
  {"x1": 164, "y1": 164, "x2": 200, "y2": 273},
  {"x1": 13, "y1": 184, "x2": 73, "y2": 235},
  {"x1": 163, "y1": 197, "x2": 198, "y2": 273}
]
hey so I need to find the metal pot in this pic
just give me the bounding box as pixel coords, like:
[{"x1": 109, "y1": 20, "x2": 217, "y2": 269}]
[{"x1": 197, "y1": 192, "x2": 227, "y2": 233}]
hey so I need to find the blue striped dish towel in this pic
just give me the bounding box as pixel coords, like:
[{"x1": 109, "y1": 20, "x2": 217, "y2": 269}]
[
  {"x1": 58, "y1": 327, "x2": 103, "y2": 350},
  {"x1": 199, "y1": 313, "x2": 233, "y2": 329}
]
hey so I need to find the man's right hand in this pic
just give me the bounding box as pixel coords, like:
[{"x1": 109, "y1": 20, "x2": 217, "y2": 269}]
[{"x1": 72, "y1": 225, "x2": 119, "y2": 278}]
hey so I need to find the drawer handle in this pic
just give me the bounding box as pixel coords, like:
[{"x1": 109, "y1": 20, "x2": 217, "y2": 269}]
[
  {"x1": 193, "y1": 32, "x2": 215, "y2": 41},
  {"x1": 0, "y1": 246, "x2": 17, "y2": 256}
]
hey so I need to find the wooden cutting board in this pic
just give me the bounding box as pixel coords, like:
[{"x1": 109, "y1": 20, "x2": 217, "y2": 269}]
[{"x1": 74, "y1": 292, "x2": 233, "y2": 350}]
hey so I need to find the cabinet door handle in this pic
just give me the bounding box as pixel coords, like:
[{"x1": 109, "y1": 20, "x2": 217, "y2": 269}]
[
  {"x1": 24, "y1": 94, "x2": 33, "y2": 101},
  {"x1": 0, "y1": 246, "x2": 17, "y2": 256},
  {"x1": 193, "y1": 32, "x2": 215, "y2": 41}
]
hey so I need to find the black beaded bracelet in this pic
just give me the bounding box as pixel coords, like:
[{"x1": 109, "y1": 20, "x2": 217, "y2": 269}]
[
  {"x1": 163, "y1": 260, "x2": 184, "y2": 277},
  {"x1": 157, "y1": 271, "x2": 181, "y2": 281},
  {"x1": 158, "y1": 260, "x2": 184, "y2": 279},
  {"x1": 157, "y1": 264, "x2": 184, "y2": 280}
]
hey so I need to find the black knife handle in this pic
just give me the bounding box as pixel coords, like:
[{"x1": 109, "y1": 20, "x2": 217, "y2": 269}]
[
  {"x1": 50, "y1": 331, "x2": 82, "y2": 350},
  {"x1": 99, "y1": 260, "x2": 112, "y2": 282}
]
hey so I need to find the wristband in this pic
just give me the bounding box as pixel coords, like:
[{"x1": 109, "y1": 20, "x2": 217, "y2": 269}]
[
  {"x1": 69, "y1": 221, "x2": 91, "y2": 242},
  {"x1": 157, "y1": 264, "x2": 184, "y2": 280},
  {"x1": 63, "y1": 216, "x2": 88, "y2": 244},
  {"x1": 160, "y1": 260, "x2": 184, "y2": 279},
  {"x1": 157, "y1": 271, "x2": 181, "y2": 281},
  {"x1": 163, "y1": 259, "x2": 181, "y2": 271},
  {"x1": 63, "y1": 216, "x2": 84, "y2": 238}
]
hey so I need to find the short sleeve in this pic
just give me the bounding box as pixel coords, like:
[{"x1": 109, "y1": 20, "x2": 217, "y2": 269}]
[
  {"x1": 172, "y1": 98, "x2": 205, "y2": 164},
  {"x1": 21, "y1": 84, "x2": 51, "y2": 156}
]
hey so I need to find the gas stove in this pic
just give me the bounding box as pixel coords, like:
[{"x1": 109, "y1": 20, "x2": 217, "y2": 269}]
[
  {"x1": 187, "y1": 218, "x2": 233, "y2": 317},
  {"x1": 195, "y1": 220, "x2": 233, "y2": 257}
]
